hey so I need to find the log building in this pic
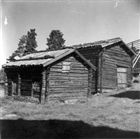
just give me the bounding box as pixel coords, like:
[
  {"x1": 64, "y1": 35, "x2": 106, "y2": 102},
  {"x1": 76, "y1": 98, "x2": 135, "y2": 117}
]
[
  {"x1": 69, "y1": 37, "x2": 135, "y2": 93},
  {"x1": 3, "y1": 37, "x2": 135, "y2": 102},
  {"x1": 3, "y1": 49, "x2": 96, "y2": 102}
]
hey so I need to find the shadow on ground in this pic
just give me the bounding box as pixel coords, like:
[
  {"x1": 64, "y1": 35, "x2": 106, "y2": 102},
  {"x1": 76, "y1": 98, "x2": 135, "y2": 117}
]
[
  {"x1": 110, "y1": 90, "x2": 140, "y2": 100},
  {"x1": 1, "y1": 119, "x2": 140, "y2": 139}
]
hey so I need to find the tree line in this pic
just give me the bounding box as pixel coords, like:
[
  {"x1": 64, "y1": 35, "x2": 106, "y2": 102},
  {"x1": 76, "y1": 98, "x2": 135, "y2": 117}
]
[{"x1": 9, "y1": 29, "x2": 66, "y2": 61}]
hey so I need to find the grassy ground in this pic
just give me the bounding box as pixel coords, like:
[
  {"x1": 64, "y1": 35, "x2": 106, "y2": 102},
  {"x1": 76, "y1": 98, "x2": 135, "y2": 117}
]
[{"x1": 0, "y1": 82, "x2": 140, "y2": 138}]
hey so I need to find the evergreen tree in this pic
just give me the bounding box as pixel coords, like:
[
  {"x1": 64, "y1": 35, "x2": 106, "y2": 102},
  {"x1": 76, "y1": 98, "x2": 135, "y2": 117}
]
[
  {"x1": 9, "y1": 35, "x2": 27, "y2": 60},
  {"x1": 9, "y1": 29, "x2": 38, "y2": 61},
  {"x1": 26, "y1": 29, "x2": 38, "y2": 54},
  {"x1": 46, "y1": 30, "x2": 65, "y2": 50}
]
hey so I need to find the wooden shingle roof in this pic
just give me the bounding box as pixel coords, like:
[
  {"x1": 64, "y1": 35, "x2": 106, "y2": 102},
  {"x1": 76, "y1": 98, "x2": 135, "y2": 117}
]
[
  {"x1": 3, "y1": 49, "x2": 96, "y2": 70},
  {"x1": 67, "y1": 37, "x2": 135, "y2": 56},
  {"x1": 68, "y1": 37, "x2": 122, "y2": 48}
]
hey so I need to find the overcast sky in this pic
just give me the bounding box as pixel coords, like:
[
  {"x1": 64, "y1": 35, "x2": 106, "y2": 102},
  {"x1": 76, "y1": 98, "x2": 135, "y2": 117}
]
[{"x1": 0, "y1": 0, "x2": 140, "y2": 67}]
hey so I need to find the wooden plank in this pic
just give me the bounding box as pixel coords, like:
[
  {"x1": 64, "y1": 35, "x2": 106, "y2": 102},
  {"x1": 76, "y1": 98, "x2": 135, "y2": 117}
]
[
  {"x1": 48, "y1": 92, "x2": 87, "y2": 97},
  {"x1": 31, "y1": 82, "x2": 34, "y2": 97},
  {"x1": 45, "y1": 67, "x2": 50, "y2": 100},
  {"x1": 40, "y1": 69, "x2": 46, "y2": 103},
  {"x1": 48, "y1": 55, "x2": 90, "y2": 99},
  {"x1": 102, "y1": 45, "x2": 132, "y2": 89},
  {"x1": 7, "y1": 78, "x2": 12, "y2": 96},
  {"x1": 17, "y1": 74, "x2": 21, "y2": 96},
  {"x1": 49, "y1": 73, "x2": 88, "y2": 77},
  {"x1": 49, "y1": 76, "x2": 88, "y2": 80}
]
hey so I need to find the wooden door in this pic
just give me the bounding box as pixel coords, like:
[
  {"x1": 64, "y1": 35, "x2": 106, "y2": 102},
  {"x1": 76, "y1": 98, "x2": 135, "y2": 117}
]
[{"x1": 117, "y1": 67, "x2": 127, "y2": 88}]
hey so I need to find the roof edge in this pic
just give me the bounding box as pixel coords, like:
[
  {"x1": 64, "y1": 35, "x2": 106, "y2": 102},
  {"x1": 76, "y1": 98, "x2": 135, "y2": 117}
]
[
  {"x1": 121, "y1": 40, "x2": 136, "y2": 56},
  {"x1": 43, "y1": 49, "x2": 75, "y2": 67},
  {"x1": 43, "y1": 48, "x2": 96, "y2": 71},
  {"x1": 74, "y1": 49, "x2": 96, "y2": 70}
]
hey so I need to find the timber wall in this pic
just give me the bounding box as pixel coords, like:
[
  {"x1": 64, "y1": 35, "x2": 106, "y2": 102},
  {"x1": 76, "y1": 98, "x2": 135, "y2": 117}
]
[
  {"x1": 102, "y1": 45, "x2": 132, "y2": 91},
  {"x1": 48, "y1": 55, "x2": 90, "y2": 101},
  {"x1": 77, "y1": 47, "x2": 100, "y2": 93}
]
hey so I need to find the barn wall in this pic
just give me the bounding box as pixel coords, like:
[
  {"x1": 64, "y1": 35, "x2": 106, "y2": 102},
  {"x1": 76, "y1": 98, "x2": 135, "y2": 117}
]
[
  {"x1": 77, "y1": 47, "x2": 101, "y2": 92},
  {"x1": 77, "y1": 47, "x2": 100, "y2": 66},
  {"x1": 102, "y1": 45, "x2": 132, "y2": 91},
  {"x1": 48, "y1": 55, "x2": 90, "y2": 101}
]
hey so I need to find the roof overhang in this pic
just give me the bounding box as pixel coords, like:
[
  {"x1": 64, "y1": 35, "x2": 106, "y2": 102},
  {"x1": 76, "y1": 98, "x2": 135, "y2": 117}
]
[
  {"x1": 3, "y1": 49, "x2": 96, "y2": 71},
  {"x1": 43, "y1": 49, "x2": 96, "y2": 70}
]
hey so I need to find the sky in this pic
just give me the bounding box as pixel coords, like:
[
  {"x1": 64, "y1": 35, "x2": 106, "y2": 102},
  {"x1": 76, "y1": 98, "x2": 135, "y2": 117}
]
[{"x1": 0, "y1": 0, "x2": 140, "y2": 67}]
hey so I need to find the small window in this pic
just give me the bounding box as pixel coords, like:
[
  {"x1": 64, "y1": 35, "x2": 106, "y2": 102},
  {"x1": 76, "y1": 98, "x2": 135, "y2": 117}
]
[{"x1": 62, "y1": 62, "x2": 71, "y2": 73}]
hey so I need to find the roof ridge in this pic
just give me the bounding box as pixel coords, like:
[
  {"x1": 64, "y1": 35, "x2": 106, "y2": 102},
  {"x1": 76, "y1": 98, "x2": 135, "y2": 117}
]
[
  {"x1": 127, "y1": 39, "x2": 140, "y2": 45},
  {"x1": 84, "y1": 37, "x2": 121, "y2": 44},
  {"x1": 67, "y1": 37, "x2": 122, "y2": 48}
]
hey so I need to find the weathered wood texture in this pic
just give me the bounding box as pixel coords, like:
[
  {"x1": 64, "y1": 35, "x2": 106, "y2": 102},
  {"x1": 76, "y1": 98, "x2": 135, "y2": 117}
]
[
  {"x1": 102, "y1": 45, "x2": 132, "y2": 89},
  {"x1": 77, "y1": 47, "x2": 100, "y2": 92},
  {"x1": 77, "y1": 44, "x2": 133, "y2": 92},
  {"x1": 40, "y1": 69, "x2": 48, "y2": 103},
  {"x1": 17, "y1": 74, "x2": 21, "y2": 96},
  {"x1": 48, "y1": 55, "x2": 91, "y2": 101}
]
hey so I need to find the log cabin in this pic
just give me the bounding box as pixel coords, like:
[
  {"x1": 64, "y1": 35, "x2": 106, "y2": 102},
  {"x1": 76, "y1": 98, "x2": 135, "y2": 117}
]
[
  {"x1": 3, "y1": 49, "x2": 96, "y2": 103},
  {"x1": 68, "y1": 37, "x2": 135, "y2": 93}
]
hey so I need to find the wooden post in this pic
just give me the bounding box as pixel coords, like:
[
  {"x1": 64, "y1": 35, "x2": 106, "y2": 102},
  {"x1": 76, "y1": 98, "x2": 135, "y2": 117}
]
[
  {"x1": 40, "y1": 69, "x2": 46, "y2": 103},
  {"x1": 31, "y1": 71, "x2": 34, "y2": 98},
  {"x1": 45, "y1": 67, "x2": 50, "y2": 102},
  {"x1": 100, "y1": 52, "x2": 103, "y2": 93},
  {"x1": 95, "y1": 56, "x2": 98, "y2": 93},
  {"x1": 4, "y1": 71, "x2": 8, "y2": 97},
  {"x1": 11, "y1": 81, "x2": 14, "y2": 96},
  {"x1": 31, "y1": 82, "x2": 34, "y2": 97},
  {"x1": 87, "y1": 68, "x2": 92, "y2": 98},
  {"x1": 7, "y1": 78, "x2": 11, "y2": 96},
  {"x1": 98, "y1": 51, "x2": 103, "y2": 93},
  {"x1": 17, "y1": 74, "x2": 21, "y2": 96}
]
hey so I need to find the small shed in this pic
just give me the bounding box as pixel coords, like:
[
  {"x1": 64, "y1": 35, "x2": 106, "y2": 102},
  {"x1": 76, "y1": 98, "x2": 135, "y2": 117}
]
[
  {"x1": 68, "y1": 37, "x2": 135, "y2": 93},
  {"x1": 3, "y1": 49, "x2": 96, "y2": 102}
]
